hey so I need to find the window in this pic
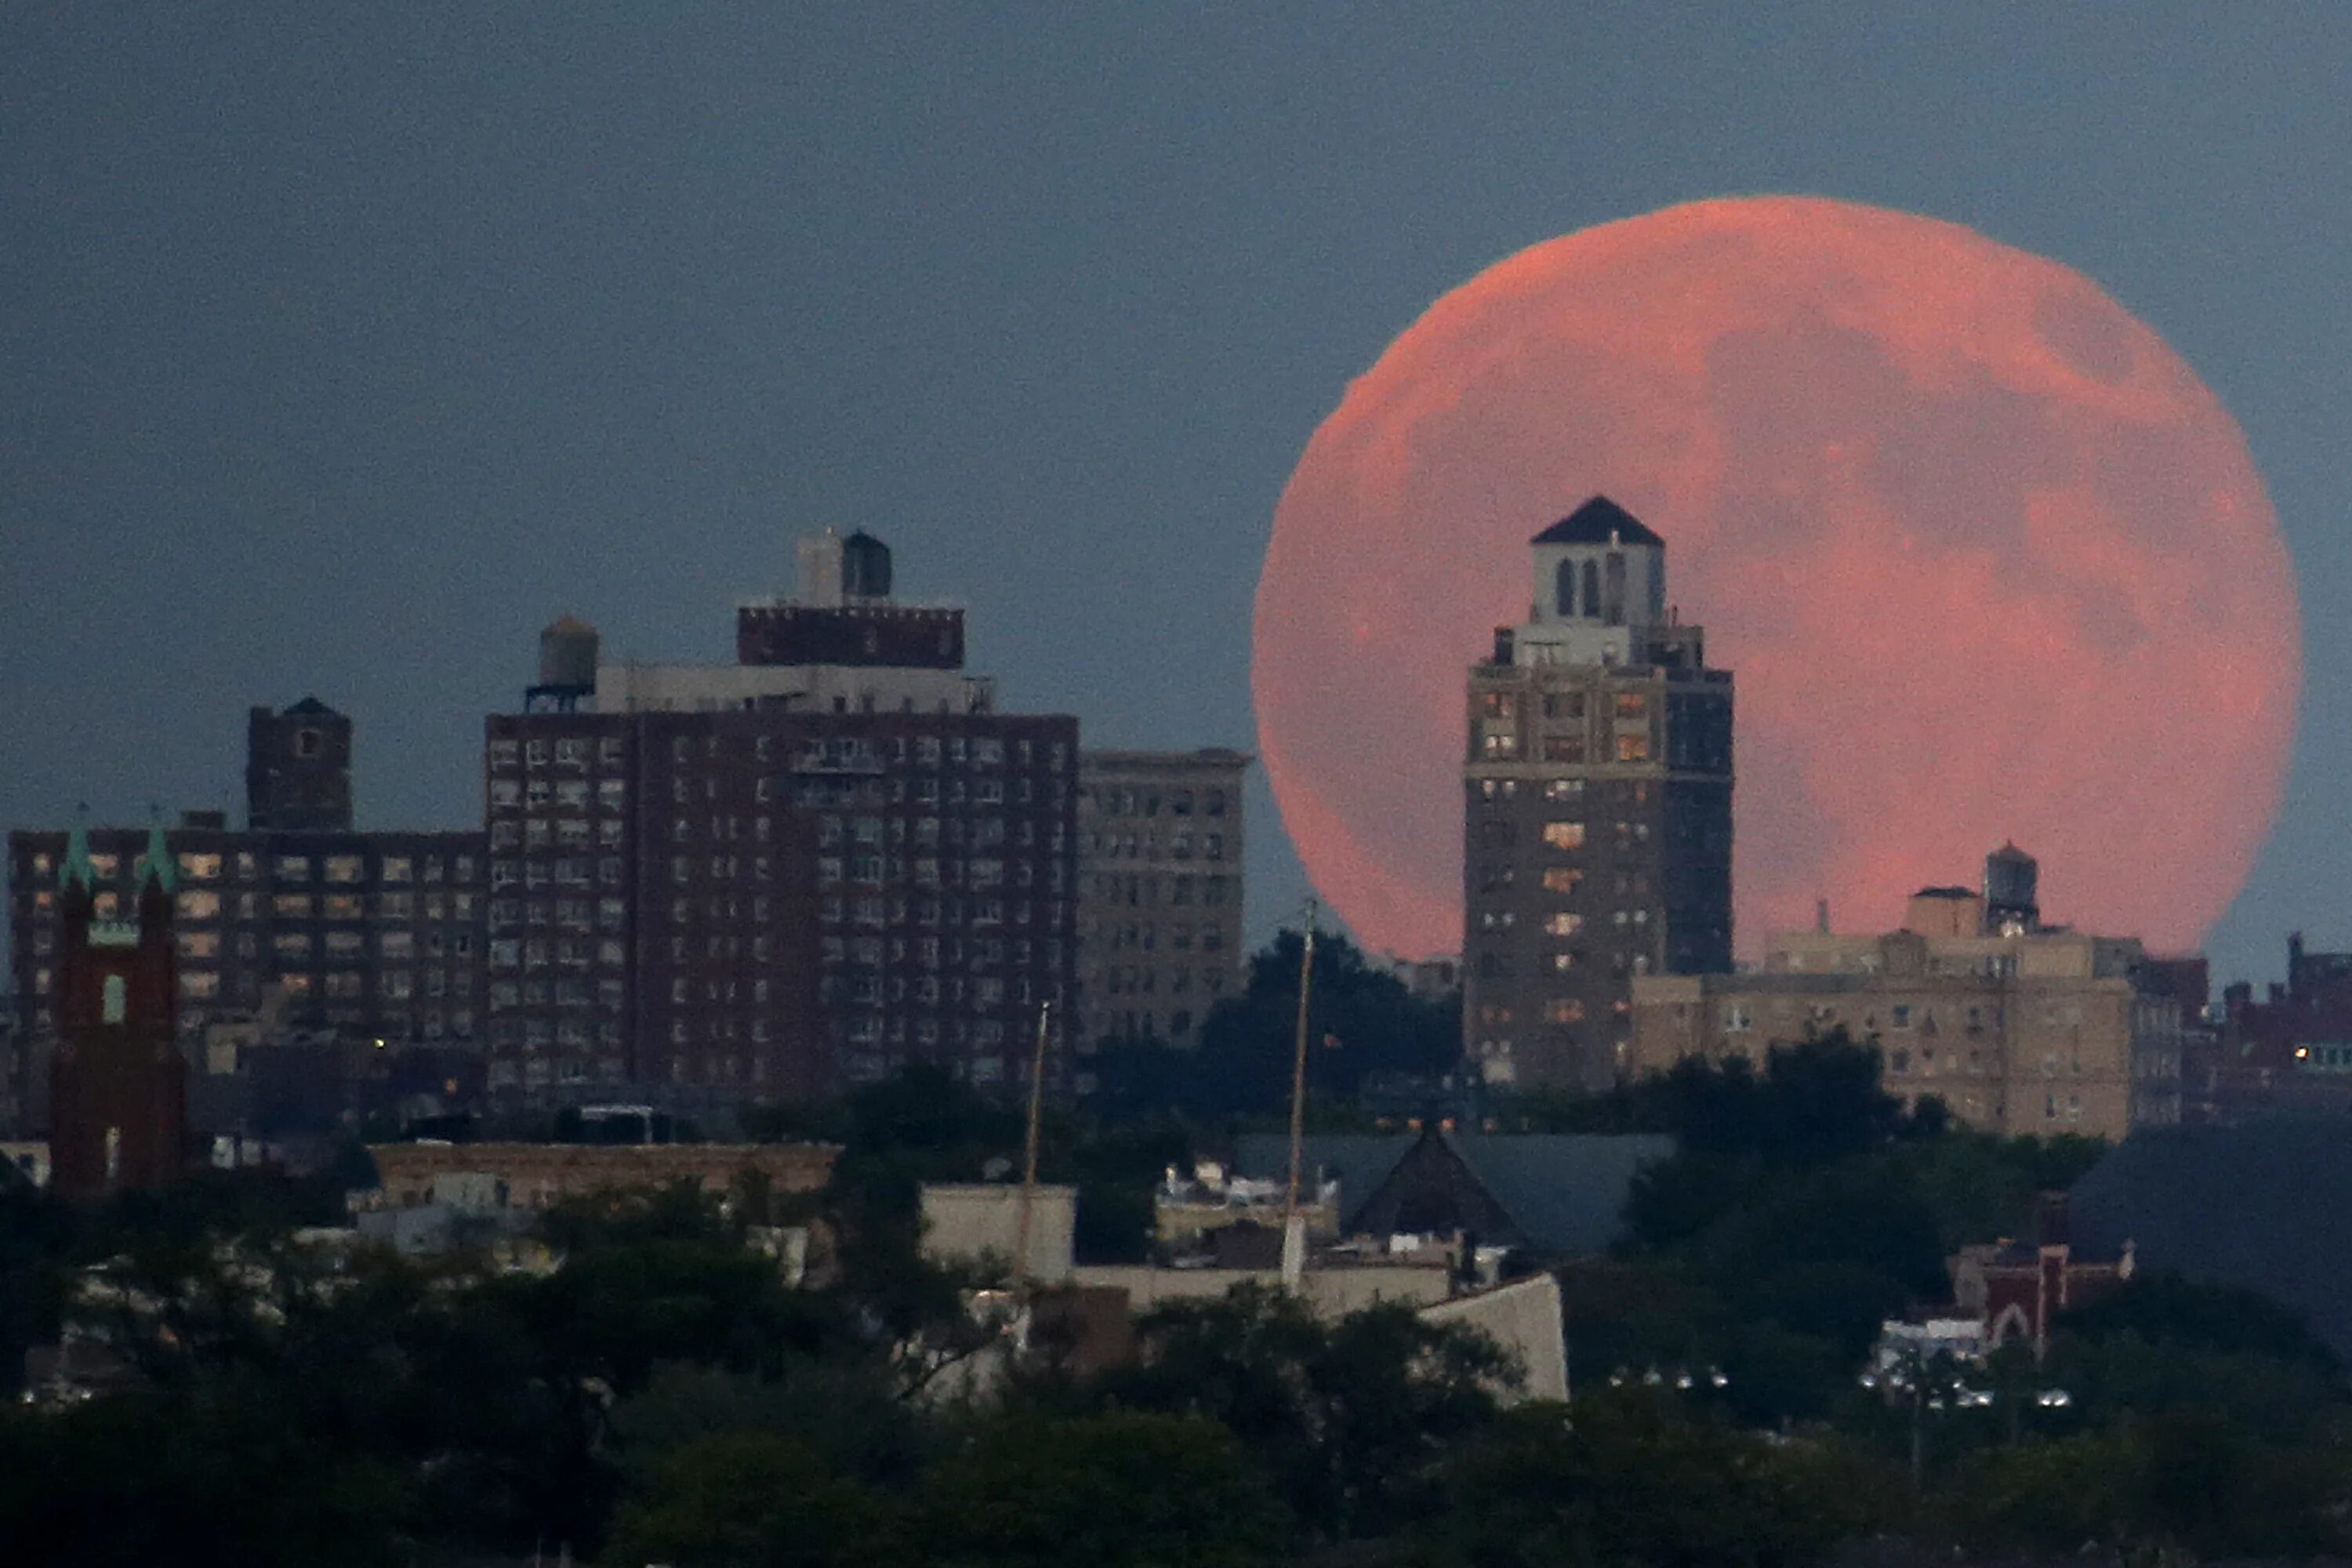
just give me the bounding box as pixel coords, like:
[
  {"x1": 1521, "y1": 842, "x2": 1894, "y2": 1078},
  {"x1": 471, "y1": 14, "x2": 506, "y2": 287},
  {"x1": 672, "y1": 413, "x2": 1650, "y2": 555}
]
[
  {"x1": 273, "y1": 893, "x2": 314, "y2": 918},
  {"x1": 176, "y1": 890, "x2": 221, "y2": 920},
  {"x1": 1614, "y1": 691, "x2": 1649, "y2": 720},
  {"x1": 1542, "y1": 822, "x2": 1585, "y2": 851},
  {"x1": 1543, "y1": 736, "x2": 1585, "y2": 764},
  {"x1": 1541, "y1": 867, "x2": 1582, "y2": 893},
  {"x1": 1544, "y1": 913, "x2": 1582, "y2": 937},
  {"x1": 1724, "y1": 1004, "x2": 1752, "y2": 1033},
  {"x1": 274, "y1": 855, "x2": 312, "y2": 881},
  {"x1": 323, "y1": 894, "x2": 363, "y2": 920},
  {"x1": 1545, "y1": 997, "x2": 1584, "y2": 1024},
  {"x1": 177, "y1": 852, "x2": 223, "y2": 882},
  {"x1": 380, "y1": 856, "x2": 412, "y2": 884},
  {"x1": 324, "y1": 855, "x2": 363, "y2": 884},
  {"x1": 1615, "y1": 734, "x2": 1651, "y2": 763},
  {"x1": 1542, "y1": 691, "x2": 1584, "y2": 720}
]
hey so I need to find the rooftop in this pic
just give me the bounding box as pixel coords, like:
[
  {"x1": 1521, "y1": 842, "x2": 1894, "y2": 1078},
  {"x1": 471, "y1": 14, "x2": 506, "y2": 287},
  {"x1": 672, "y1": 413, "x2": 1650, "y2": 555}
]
[{"x1": 1529, "y1": 495, "x2": 1664, "y2": 549}]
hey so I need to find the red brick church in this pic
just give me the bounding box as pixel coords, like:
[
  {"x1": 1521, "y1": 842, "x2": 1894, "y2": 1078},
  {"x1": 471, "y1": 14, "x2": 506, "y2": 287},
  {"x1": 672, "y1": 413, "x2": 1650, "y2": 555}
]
[{"x1": 49, "y1": 821, "x2": 189, "y2": 1198}]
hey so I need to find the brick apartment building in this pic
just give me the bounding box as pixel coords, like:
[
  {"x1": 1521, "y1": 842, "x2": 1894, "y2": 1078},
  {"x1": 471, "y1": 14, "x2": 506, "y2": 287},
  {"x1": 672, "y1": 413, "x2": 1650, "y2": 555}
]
[
  {"x1": 7, "y1": 702, "x2": 486, "y2": 1134},
  {"x1": 482, "y1": 530, "x2": 1078, "y2": 1106},
  {"x1": 1076, "y1": 748, "x2": 1250, "y2": 1051}
]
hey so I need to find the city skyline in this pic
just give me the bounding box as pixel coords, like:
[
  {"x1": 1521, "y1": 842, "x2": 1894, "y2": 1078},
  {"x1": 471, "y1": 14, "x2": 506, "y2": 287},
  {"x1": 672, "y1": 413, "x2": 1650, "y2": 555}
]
[{"x1": 8, "y1": 6, "x2": 2352, "y2": 990}]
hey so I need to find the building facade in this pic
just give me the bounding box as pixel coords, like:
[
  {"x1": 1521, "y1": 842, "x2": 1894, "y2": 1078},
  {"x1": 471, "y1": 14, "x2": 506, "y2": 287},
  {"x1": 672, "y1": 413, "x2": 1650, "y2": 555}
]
[
  {"x1": 8, "y1": 702, "x2": 486, "y2": 1134},
  {"x1": 1462, "y1": 497, "x2": 1734, "y2": 1092},
  {"x1": 481, "y1": 530, "x2": 1080, "y2": 1106},
  {"x1": 1076, "y1": 748, "x2": 1249, "y2": 1051},
  {"x1": 47, "y1": 824, "x2": 188, "y2": 1197},
  {"x1": 1628, "y1": 855, "x2": 2187, "y2": 1140}
]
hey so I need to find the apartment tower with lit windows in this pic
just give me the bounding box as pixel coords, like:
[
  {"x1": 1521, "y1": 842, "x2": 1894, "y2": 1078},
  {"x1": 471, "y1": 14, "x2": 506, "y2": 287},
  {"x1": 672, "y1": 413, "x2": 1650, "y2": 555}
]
[{"x1": 1461, "y1": 497, "x2": 1733, "y2": 1092}]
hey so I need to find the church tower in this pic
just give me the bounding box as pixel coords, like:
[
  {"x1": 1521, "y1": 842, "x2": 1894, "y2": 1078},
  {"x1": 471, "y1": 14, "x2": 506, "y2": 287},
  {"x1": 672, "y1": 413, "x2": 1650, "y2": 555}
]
[{"x1": 49, "y1": 819, "x2": 189, "y2": 1198}]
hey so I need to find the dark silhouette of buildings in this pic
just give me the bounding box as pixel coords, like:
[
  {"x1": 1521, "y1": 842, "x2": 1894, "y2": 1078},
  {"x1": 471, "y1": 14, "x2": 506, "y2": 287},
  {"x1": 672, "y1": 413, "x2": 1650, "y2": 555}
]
[{"x1": 48, "y1": 822, "x2": 188, "y2": 1197}]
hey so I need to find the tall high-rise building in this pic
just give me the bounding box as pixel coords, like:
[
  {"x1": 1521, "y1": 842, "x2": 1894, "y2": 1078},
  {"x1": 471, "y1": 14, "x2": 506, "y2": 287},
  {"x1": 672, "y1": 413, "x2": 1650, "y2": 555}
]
[
  {"x1": 483, "y1": 530, "x2": 1078, "y2": 1107},
  {"x1": 1075, "y1": 749, "x2": 1250, "y2": 1058},
  {"x1": 1461, "y1": 497, "x2": 1733, "y2": 1091},
  {"x1": 47, "y1": 822, "x2": 189, "y2": 1197}
]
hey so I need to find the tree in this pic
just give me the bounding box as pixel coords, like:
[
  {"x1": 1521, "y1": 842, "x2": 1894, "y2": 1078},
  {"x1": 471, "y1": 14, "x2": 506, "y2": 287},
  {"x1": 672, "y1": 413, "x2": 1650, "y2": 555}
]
[
  {"x1": 913, "y1": 1411, "x2": 1290, "y2": 1568},
  {"x1": 1435, "y1": 1390, "x2": 1902, "y2": 1568},
  {"x1": 1097, "y1": 929, "x2": 1461, "y2": 1119},
  {"x1": 604, "y1": 1432, "x2": 898, "y2": 1568},
  {"x1": 1091, "y1": 1284, "x2": 1512, "y2": 1541}
]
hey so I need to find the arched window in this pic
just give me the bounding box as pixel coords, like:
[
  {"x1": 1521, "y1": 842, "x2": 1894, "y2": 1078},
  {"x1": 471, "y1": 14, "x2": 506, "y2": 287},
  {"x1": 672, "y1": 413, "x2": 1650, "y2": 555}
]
[
  {"x1": 1603, "y1": 552, "x2": 1628, "y2": 626},
  {"x1": 1554, "y1": 558, "x2": 1577, "y2": 617},
  {"x1": 1580, "y1": 559, "x2": 1600, "y2": 619},
  {"x1": 102, "y1": 973, "x2": 127, "y2": 1024}
]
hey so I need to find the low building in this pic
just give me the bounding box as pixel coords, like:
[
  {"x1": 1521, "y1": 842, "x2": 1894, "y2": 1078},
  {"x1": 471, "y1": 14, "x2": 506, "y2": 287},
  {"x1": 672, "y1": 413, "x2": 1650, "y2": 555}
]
[
  {"x1": 1629, "y1": 851, "x2": 2186, "y2": 1140},
  {"x1": 365, "y1": 1138, "x2": 837, "y2": 1210},
  {"x1": 919, "y1": 1181, "x2": 1077, "y2": 1282}
]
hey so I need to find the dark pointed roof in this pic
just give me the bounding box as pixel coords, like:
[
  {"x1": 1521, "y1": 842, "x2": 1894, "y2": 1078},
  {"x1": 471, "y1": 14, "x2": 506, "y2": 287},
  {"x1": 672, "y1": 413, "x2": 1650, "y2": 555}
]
[
  {"x1": 283, "y1": 695, "x2": 339, "y2": 716},
  {"x1": 1530, "y1": 495, "x2": 1663, "y2": 548}
]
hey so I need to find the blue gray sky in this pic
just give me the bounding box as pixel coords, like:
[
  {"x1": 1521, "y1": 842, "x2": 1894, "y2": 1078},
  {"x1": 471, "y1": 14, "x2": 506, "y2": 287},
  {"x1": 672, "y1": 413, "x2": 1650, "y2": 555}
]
[{"x1": 4, "y1": 5, "x2": 2347, "y2": 989}]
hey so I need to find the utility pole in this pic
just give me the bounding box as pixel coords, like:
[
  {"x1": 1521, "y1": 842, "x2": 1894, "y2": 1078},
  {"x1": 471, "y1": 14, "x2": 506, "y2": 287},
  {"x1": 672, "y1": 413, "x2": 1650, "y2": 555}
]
[
  {"x1": 1013, "y1": 999, "x2": 1052, "y2": 1284},
  {"x1": 1282, "y1": 904, "x2": 1318, "y2": 1284}
]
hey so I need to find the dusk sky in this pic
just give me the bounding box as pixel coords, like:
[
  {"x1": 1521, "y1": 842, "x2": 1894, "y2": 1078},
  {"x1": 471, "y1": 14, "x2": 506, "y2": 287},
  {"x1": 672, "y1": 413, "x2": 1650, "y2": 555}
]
[{"x1": 5, "y1": 5, "x2": 2348, "y2": 989}]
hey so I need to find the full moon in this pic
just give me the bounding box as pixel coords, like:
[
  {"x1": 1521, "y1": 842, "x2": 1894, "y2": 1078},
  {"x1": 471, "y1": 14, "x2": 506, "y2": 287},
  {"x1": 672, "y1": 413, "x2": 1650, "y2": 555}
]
[{"x1": 1254, "y1": 195, "x2": 2298, "y2": 961}]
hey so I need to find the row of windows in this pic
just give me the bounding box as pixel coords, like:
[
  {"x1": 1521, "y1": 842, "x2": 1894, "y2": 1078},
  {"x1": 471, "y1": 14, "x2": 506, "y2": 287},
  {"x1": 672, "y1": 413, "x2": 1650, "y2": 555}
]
[
  {"x1": 1095, "y1": 967, "x2": 1229, "y2": 999},
  {"x1": 24, "y1": 850, "x2": 475, "y2": 886},
  {"x1": 495, "y1": 733, "x2": 1070, "y2": 772},
  {"x1": 1479, "y1": 688, "x2": 1649, "y2": 721},
  {"x1": 1087, "y1": 786, "x2": 1232, "y2": 819},
  {"x1": 171, "y1": 889, "x2": 478, "y2": 923},
  {"x1": 1476, "y1": 818, "x2": 1652, "y2": 850},
  {"x1": 1087, "y1": 831, "x2": 1228, "y2": 862},
  {"x1": 1480, "y1": 731, "x2": 1653, "y2": 763},
  {"x1": 1093, "y1": 922, "x2": 1227, "y2": 954},
  {"x1": 1088, "y1": 873, "x2": 1235, "y2": 908},
  {"x1": 1475, "y1": 949, "x2": 1649, "y2": 979}
]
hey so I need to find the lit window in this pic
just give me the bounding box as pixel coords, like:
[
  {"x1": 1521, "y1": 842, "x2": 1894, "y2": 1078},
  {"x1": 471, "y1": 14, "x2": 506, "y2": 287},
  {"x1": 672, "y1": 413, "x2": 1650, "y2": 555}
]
[{"x1": 1543, "y1": 822, "x2": 1585, "y2": 851}]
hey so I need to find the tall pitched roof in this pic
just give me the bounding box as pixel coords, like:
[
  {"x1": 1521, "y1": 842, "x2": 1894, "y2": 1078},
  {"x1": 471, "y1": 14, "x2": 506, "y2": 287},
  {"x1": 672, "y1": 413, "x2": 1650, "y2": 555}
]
[
  {"x1": 1233, "y1": 1130, "x2": 1674, "y2": 1258},
  {"x1": 1530, "y1": 495, "x2": 1664, "y2": 548},
  {"x1": 60, "y1": 814, "x2": 95, "y2": 891},
  {"x1": 135, "y1": 819, "x2": 176, "y2": 894}
]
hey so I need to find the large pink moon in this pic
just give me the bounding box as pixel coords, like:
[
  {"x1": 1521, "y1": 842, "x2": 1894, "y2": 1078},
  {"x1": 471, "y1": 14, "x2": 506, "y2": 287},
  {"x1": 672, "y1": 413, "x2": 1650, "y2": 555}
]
[{"x1": 1254, "y1": 195, "x2": 2299, "y2": 961}]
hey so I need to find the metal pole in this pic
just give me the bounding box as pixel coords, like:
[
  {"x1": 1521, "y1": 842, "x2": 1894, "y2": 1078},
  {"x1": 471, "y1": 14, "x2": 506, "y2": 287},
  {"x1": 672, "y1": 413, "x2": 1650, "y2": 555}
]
[
  {"x1": 1283, "y1": 904, "x2": 1318, "y2": 1222},
  {"x1": 1014, "y1": 999, "x2": 1052, "y2": 1282}
]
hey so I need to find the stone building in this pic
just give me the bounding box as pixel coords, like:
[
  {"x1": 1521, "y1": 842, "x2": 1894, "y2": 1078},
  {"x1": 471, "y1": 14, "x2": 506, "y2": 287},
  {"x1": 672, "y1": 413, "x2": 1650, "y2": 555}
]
[
  {"x1": 1076, "y1": 748, "x2": 1249, "y2": 1051},
  {"x1": 8, "y1": 702, "x2": 485, "y2": 1133},
  {"x1": 1462, "y1": 497, "x2": 1734, "y2": 1092},
  {"x1": 1628, "y1": 852, "x2": 2186, "y2": 1140},
  {"x1": 482, "y1": 530, "x2": 1079, "y2": 1106}
]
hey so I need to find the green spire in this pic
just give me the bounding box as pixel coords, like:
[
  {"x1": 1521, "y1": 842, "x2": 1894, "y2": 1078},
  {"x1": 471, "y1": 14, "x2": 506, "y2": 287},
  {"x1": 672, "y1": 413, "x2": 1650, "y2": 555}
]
[
  {"x1": 60, "y1": 808, "x2": 95, "y2": 891},
  {"x1": 135, "y1": 816, "x2": 176, "y2": 895}
]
